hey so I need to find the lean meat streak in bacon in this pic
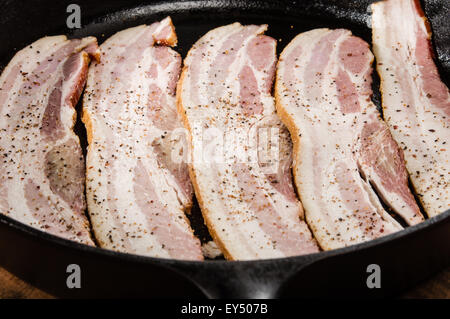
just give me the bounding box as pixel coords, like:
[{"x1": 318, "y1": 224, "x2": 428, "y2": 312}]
[
  {"x1": 0, "y1": 36, "x2": 99, "y2": 245},
  {"x1": 83, "y1": 17, "x2": 203, "y2": 260},
  {"x1": 177, "y1": 23, "x2": 319, "y2": 260},
  {"x1": 276, "y1": 29, "x2": 424, "y2": 250},
  {"x1": 372, "y1": 0, "x2": 450, "y2": 217}
]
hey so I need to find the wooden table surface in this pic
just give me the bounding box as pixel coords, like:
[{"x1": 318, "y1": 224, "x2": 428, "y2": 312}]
[{"x1": 0, "y1": 265, "x2": 448, "y2": 299}]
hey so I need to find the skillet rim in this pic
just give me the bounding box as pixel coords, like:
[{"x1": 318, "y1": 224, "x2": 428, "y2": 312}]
[{"x1": 0, "y1": 209, "x2": 448, "y2": 265}]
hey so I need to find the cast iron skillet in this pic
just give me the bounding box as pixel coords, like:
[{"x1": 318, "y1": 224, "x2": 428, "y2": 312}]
[{"x1": 0, "y1": 0, "x2": 449, "y2": 298}]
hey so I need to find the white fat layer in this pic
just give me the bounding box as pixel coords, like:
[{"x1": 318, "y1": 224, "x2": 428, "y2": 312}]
[
  {"x1": 201, "y1": 240, "x2": 223, "y2": 259},
  {"x1": 181, "y1": 23, "x2": 314, "y2": 260},
  {"x1": 277, "y1": 28, "x2": 405, "y2": 250},
  {"x1": 372, "y1": 0, "x2": 450, "y2": 217},
  {"x1": 84, "y1": 23, "x2": 198, "y2": 258},
  {"x1": 0, "y1": 36, "x2": 94, "y2": 244}
]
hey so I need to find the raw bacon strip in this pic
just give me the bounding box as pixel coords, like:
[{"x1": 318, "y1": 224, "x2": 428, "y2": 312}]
[
  {"x1": 372, "y1": 0, "x2": 450, "y2": 217},
  {"x1": 83, "y1": 17, "x2": 203, "y2": 260},
  {"x1": 276, "y1": 28, "x2": 424, "y2": 250},
  {"x1": 0, "y1": 36, "x2": 99, "y2": 245},
  {"x1": 177, "y1": 23, "x2": 319, "y2": 260}
]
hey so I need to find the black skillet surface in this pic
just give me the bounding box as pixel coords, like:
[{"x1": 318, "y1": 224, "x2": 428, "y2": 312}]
[{"x1": 0, "y1": 0, "x2": 449, "y2": 298}]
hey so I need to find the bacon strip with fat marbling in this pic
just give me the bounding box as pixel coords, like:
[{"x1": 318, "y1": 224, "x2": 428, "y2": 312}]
[
  {"x1": 177, "y1": 23, "x2": 319, "y2": 260},
  {"x1": 372, "y1": 0, "x2": 450, "y2": 217},
  {"x1": 0, "y1": 36, "x2": 99, "y2": 245},
  {"x1": 275, "y1": 28, "x2": 424, "y2": 250},
  {"x1": 83, "y1": 17, "x2": 203, "y2": 260}
]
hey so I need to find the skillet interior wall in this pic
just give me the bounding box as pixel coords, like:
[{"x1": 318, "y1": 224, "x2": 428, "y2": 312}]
[{"x1": 2, "y1": 0, "x2": 448, "y2": 85}]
